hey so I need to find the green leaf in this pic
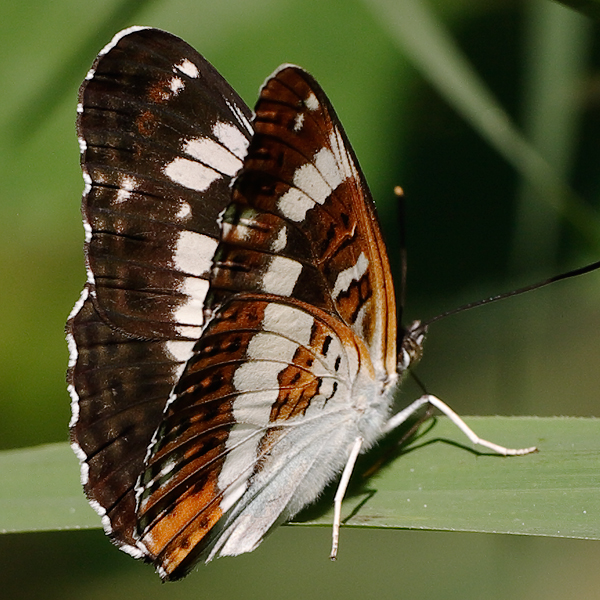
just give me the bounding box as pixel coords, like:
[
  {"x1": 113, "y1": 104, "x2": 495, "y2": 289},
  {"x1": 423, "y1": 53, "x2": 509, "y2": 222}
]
[
  {"x1": 2, "y1": 417, "x2": 599, "y2": 540},
  {"x1": 0, "y1": 442, "x2": 97, "y2": 533},
  {"x1": 298, "y1": 416, "x2": 600, "y2": 540}
]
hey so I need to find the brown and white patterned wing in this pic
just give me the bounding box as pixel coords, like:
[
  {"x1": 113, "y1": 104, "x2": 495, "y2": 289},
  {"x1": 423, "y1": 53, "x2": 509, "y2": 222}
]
[
  {"x1": 134, "y1": 293, "x2": 379, "y2": 580},
  {"x1": 135, "y1": 65, "x2": 399, "y2": 579},
  {"x1": 208, "y1": 66, "x2": 397, "y2": 377},
  {"x1": 67, "y1": 27, "x2": 252, "y2": 555}
]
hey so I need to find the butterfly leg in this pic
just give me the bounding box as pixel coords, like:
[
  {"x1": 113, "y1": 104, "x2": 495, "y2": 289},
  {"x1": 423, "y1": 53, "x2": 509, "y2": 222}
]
[
  {"x1": 384, "y1": 394, "x2": 537, "y2": 456},
  {"x1": 330, "y1": 436, "x2": 364, "y2": 560}
]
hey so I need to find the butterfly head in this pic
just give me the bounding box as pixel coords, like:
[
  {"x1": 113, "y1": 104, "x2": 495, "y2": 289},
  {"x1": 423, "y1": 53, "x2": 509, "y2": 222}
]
[{"x1": 398, "y1": 320, "x2": 427, "y2": 375}]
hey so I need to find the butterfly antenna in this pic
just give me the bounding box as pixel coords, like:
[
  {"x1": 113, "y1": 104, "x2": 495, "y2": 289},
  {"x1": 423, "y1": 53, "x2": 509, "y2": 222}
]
[
  {"x1": 421, "y1": 258, "x2": 600, "y2": 328},
  {"x1": 395, "y1": 186, "x2": 407, "y2": 325}
]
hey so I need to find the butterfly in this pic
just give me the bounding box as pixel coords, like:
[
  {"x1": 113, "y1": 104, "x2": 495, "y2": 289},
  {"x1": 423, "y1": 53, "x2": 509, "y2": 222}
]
[{"x1": 67, "y1": 26, "x2": 535, "y2": 581}]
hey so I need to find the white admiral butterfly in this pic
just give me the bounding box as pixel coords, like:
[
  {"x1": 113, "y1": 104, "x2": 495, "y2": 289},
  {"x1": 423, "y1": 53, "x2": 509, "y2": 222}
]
[{"x1": 67, "y1": 26, "x2": 536, "y2": 580}]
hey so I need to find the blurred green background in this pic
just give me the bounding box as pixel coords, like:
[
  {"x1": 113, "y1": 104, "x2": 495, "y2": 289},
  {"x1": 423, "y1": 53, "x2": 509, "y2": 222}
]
[{"x1": 2, "y1": 0, "x2": 600, "y2": 597}]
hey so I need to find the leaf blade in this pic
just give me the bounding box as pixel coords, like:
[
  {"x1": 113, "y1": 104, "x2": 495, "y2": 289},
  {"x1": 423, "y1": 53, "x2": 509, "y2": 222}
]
[
  {"x1": 296, "y1": 416, "x2": 600, "y2": 540},
  {"x1": 0, "y1": 442, "x2": 97, "y2": 533},
  {"x1": 1, "y1": 417, "x2": 599, "y2": 540}
]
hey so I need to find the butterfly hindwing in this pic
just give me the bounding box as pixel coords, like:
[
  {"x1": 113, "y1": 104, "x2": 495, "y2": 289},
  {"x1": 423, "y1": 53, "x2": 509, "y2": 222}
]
[
  {"x1": 68, "y1": 291, "x2": 174, "y2": 552},
  {"x1": 135, "y1": 294, "x2": 376, "y2": 579}
]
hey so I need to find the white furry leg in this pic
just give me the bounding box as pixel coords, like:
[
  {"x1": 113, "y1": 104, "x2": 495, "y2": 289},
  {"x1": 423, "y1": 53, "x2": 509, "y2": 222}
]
[
  {"x1": 329, "y1": 395, "x2": 535, "y2": 560},
  {"x1": 384, "y1": 394, "x2": 537, "y2": 456},
  {"x1": 330, "y1": 436, "x2": 363, "y2": 560}
]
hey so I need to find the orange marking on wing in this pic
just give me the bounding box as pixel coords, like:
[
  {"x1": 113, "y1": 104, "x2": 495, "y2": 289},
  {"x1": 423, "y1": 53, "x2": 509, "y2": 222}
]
[
  {"x1": 272, "y1": 363, "x2": 320, "y2": 420},
  {"x1": 136, "y1": 109, "x2": 158, "y2": 136},
  {"x1": 142, "y1": 482, "x2": 223, "y2": 575}
]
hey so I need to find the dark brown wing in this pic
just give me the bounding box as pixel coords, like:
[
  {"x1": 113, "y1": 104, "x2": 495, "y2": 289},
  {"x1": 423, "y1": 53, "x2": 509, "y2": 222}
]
[{"x1": 67, "y1": 27, "x2": 252, "y2": 554}]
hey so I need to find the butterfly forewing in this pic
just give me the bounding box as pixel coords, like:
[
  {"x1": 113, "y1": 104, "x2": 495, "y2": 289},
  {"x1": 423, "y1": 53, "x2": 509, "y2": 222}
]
[
  {"x1": 78, "y1": 27, "x2": 252, "y2": 341},
  {"x1": 68, "y1": 27, "x2": 252, "y2": 555},
  {"x1": 208, "y1": 66, "x2": 397, "y2": 375}
]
